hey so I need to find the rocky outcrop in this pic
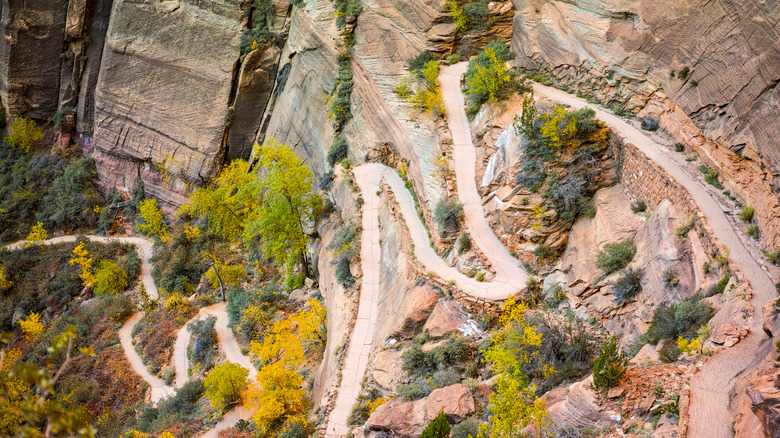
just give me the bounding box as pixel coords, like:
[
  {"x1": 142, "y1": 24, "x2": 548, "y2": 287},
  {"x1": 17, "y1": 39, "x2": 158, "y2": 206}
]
[
  {"x1": 545, "y1": 376, "x2": 622, "y2": 428},
  {"x1": 745, "y1": 364, "x2": 780, "y2": 437},
  {"x1": 510, "y1": 0, "x2": 780, "y2": 247},
  {"x1": 422, "y1": 299, "x2": 482, "y2": 339},
  {"x1": 90, "y1": 0, "x2": 251, "y2": 208},
  {"x1": 0, "y1": 0, "x2": 67, "y2": 120},
  {"x1": 364, "y1": 384, "x2": 475, "y2": 437},
  {"x1": 552, "y1": 186, "x2": 709, "y2": 346}
]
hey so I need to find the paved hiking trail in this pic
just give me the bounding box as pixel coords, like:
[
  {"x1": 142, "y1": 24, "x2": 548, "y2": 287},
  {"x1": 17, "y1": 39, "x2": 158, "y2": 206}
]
[
  {"x1": 325, "y1": 64, "x2": 531, "y2": 437},
  {"x1": 326, "y1": 62, "x2": 774, "y2": 437},
  {"x1": 5, "y1": 235, "x2": 258, "y2": 436},
  {"x1": 526, "y1": 80, "x2": 776, "y2": 437}
]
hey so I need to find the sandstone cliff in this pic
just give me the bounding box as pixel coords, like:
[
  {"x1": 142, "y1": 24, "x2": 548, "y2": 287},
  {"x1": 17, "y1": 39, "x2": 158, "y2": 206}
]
[{"x1": 510, "y1": 0, "x2": 780, "y2": 247}]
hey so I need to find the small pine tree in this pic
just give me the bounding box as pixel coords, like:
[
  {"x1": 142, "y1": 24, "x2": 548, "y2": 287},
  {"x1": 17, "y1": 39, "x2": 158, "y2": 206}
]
[
  {"x1": 592, "y1": 336, "x2": 628, "y2": 389},
  {"x1": 420, "y1": 409, "x2": 451, "y2": 438}
]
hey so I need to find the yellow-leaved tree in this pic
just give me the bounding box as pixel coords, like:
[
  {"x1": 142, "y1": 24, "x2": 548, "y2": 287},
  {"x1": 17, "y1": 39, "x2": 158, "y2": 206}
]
[
  {"x1": 247, "y1": 299, "x2": 326, "y2": 432},
  {"x1": 93, "y1": 260, "x2": 128, "y2": 295},
  {"x1": 19, "y1": 312, "x2": 44, "y2": 341},
  {"x1": 465, "y1": 47, "x2": 513, "y2": 104},
  {"x1": 136, "y1": 199, "x2": 169, "y2": 242},
  {"x1": 204, "y1": 362, "x2": 249, "y2": 412},
  {"x1": 69, "y1": 242, "x2": 95, "y2": 287},
  {"x1": 478, "y1": 297, "x2": 551, "y2": 438},
  {"x1": 6, "y1": 116, "x2": 44, "y2": 153},
  {"x1": 0, "y1": 267, "x2": 13, "y2": 291},
  {"x1": 25, "y1": 221, "x2": 48, "y2": 247},
  {"x1": 180, "y1": 159, "x2": 259, "y2": 243},
  {"x1": 248, "y1": 362, "x2": 307, "y2": 434},
  {"x1": 249, "y1": 299, "x2": 326, "y2": 367}
]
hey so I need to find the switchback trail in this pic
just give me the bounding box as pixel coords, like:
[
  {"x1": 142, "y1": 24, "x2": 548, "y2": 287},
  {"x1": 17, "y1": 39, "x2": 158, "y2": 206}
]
[
  {"x1": 325, "y1": 64, "x2": 530, "y2": 437},
  {"x1": 526, "y1": 80, "x2": 776, "y2": 437},
  {"x1": 4, "y1": 235, "x2": 259, "y2": 436}
]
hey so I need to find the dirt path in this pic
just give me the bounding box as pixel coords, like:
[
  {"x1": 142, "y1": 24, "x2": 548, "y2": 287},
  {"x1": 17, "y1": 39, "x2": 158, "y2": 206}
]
[
  {"x1": 5, "y1": 236, "x2": 258, "y2": 434},
  {"x1": 527, "y1": 82, "x2": 776, "y2": 437}
]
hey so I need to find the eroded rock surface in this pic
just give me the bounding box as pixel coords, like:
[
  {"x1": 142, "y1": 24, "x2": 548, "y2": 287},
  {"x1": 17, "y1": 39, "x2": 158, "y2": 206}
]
[{"x1": 364, "y1": 384, "x2": 475, "y2": 437}]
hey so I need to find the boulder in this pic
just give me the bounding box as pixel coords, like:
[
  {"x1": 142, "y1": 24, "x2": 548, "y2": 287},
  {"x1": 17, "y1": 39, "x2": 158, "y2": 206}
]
[
  {"x1": 389, "y1": 284, "x2": 437, "y2": 338},
  {"x1": 422, "y1": 300, "x2": 482, "y2": 339},
  {"x1": 711, "y1": 322, "x2": 750, "y2": 347},
  {"x1": 746, "y1": 365, "x2": 780, "y2": 437},
  {"x1": 365, "y1": 384, "x2": 475, "y2": 437},
  {"x1": 546, "y1": 376, "x2": 622, "y2": 428},
  {"x1": 371, "y1": 349, "x2": 406, "y2": 392}
]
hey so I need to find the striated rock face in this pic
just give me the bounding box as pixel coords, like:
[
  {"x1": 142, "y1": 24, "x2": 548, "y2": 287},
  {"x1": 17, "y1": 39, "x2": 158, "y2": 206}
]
[
  {"x1": 545, "y1": 376, "x2": 622, "y2": 428},
  {"x1": 0, "y1": 0, "x2": 67, "y2": 119},
  {"x1": 365, "y1": 384, "x2": 475, "y2": 437},
  {"x1": 744, "y1": 361, "x2": 780, "y2": 437},
  {"x1": 91, "y1": 0, "x2": 250, "y2": 208},
  {"x1": 510, "y1": 0, "x2": 780, "y2": 246}
]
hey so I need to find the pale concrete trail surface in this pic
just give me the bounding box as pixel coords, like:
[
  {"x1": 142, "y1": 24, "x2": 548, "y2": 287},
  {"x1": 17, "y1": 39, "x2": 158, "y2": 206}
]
[
  {"x1": 4, "y1": 236, "x2": 259, "y2": 434},
  {"x1": 440, "y1": 63, "x2": 530, "y2": 294},
  {"x1": 526, "y1": 81, "x2": 776, "y2": 437},
  {"x1": 4, "y1": 235, "x2": 158, "y2": 299}
]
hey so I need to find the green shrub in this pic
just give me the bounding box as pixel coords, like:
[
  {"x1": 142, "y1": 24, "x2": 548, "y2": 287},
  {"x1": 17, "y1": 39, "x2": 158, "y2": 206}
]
[
  {"x1": 677, "y1": 67, "x2": 690, "y2": 80},
  {"x1": 188, "y1": 316, "x2": 218, "y2": 373},
  {"x1": 699, "y1": 165, "x2": 723, "y2": 189},
  {"x1": 674, "y1": 143, "x2": 685, "y2": 152},
  {"x1": 748, "y1": 225, "x2": 760, "y2": 240},
  {"x1": 738, "y1": 206, "x2": 754, "y2": 223},
  {"x1": 475, "y1": 272, "x2": 485, "y2": 282},
  {"x1": 641, "y1": 117, "x2": 659, "y2": 131},
  {"x1": 646, "y1": 296, "x2": 713, "y2": 344},
  {"x1": 675, "y1": 217, "x2": 695, "y2": 240},
  {"x1": 663, "y1": 267, "x2": 679, "y2": 288},
  {"x1": 36, "y1": 157, "x2": 102, "y2": 231},
  {"x1": 631, "y1": 200, "x2": 647, "y2": 213},
  {"x1": 463, "y1": 0, "x2": 489, "y2": 30},
  {"x1": 578, "y1": 197, "x2": 597, "y2": 219},
  {"x1": 764, "y1": 249, "x2": 780, "y2": 265},
  {"x1": 446, "y1": 53, "x2": 462, "y2": 64},
  {"x1": 612, "y1": 268, "x2": 642, "y2": 305},
  {"x1": 658, "y1": 341, "x2": 680, "y2": 363},
  {"x1": 544, "y1": 283, "x2": 567, "y2": 308},
  {"x1": 409, "y1": 50, "x2": 436, "y2": 74},
  {"x1": 434, "y1": 197, "x2": 463, "y2": 234},
  {"x1": 705, "y1": 275, "x2": 730, "y2": 297},
  {"x1": 279, "y1": 419, "x2": 314, "y2": 438},
  {"x1": 592, "y1": 336, "x2": 627, "y2": 389},
  {"x1": 457, "y1": 232, "x2": 472, "y2": 253},
  {"x1": 534, "y1": 244, "x2": 553, "y2": 261},
  {"x1": 432, "y1": 367, "x2": 459, "y2": 388},
  {"x1": 93, "y1": 259, "x2": 129, "y2": 295},
  {"x1": 420, "y1": 409, "x2": 451, "y2": 438},
  {"x1": 451, "y1": 419, "x2": 479, "y2": 438},
  {"x1": 398, "y1": 381, "x2": 432, "y2": 401},
  {"x1": 327, "y1": 136, "x2": 348, "y2": 166},
  {"x1": 596, "y1": 239, "x2": 636, "y2": 275}
]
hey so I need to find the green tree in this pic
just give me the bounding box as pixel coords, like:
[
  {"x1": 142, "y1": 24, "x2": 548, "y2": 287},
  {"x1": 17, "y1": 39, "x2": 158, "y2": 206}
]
[
  {"x1": 592, "y1": 336, "x2": 627, "y2": 389},
  {"x1": 181, "y1": 159, "x2": 259, "y2": 243},
  {"x1": 420, "y1": 409, "x2": 451, "y2": 438},
  {"x1": 479, "y1": 297, "x2": 550, "y2": 438},
  {"x1": 136, "y1": 199, "x2": 169, "y2": 242},
  {"x1": 465, "y1": 47, "x2": 513, "y2": 104},
  {"x1": 244, "y1": 138, "x2": 321, "y2": 283},
  {"x1": 93, "y1": 260, "x2": 128, "y2": 295},
  {"x1": 5, "y1": 117, "x2": 44, "y2": 153},
  {"x1": 204, "y1": 362, "x2": 249, "y2": 412}
]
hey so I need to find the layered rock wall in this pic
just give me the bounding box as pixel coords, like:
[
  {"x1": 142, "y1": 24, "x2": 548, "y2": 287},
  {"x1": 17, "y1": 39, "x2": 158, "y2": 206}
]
[
  {"x1": 510, "y1": 0, "x2": 780, "y2": 247},
  {"x1": 0, "y1": 0, "x2": 67, "y2": 119},
  {"x1": 90, "y1": 0, "x2": 250, "y2": 207}
]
